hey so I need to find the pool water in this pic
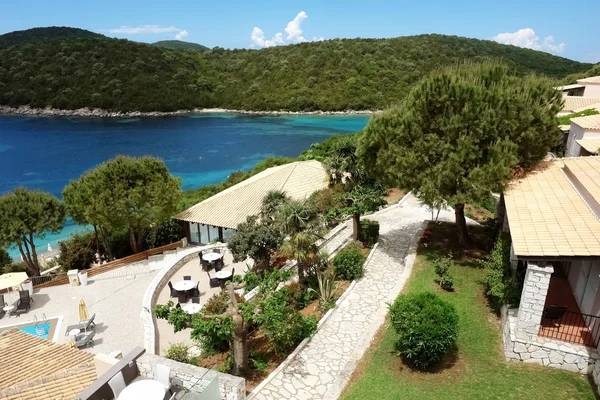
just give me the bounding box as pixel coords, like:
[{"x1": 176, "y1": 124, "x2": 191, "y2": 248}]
[{"x1": 19, "y1": 323, "x2": 50, "y2": 340}]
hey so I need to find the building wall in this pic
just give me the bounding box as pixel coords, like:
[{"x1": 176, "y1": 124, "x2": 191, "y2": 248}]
[
  {"x1": 568, "y1": 260, "x2": 600, "y2": 317},
  {"x1": 583, "y1": 84, "x2": 600, "y2": 97}
]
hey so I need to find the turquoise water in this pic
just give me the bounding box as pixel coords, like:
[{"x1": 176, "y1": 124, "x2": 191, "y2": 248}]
[
  {"x1": 0, "y1": 113, "x2": 370, "y2": 257},
  {"x1": 18, "y1": 323, "x2": 50, "y2": 340}
]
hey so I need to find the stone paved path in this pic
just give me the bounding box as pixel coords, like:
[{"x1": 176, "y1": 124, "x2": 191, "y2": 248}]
[{"x1": 250, "y1": 202, "x2": 428, "y2": 400}]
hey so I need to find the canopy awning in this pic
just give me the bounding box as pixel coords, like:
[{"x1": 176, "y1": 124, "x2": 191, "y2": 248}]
[
  {"x1": 576, "y1": 139, "x2": 600, "y2": 155},
  {"x1": 0, "y1": 272, "x2": 29, "y2": 291}
]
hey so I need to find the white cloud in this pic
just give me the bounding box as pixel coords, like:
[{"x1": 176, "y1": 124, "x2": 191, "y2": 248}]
[
  {"x1": 251, "y1": 11, "x2": 322, "y2": 48},
  {"x1": 175, "y1": 30, "x2": 189, "y2": 40},
  {"x1": 284, "y1": 11, "x2": 308, "y2": 42},
  {"x1": 106, "y1": 25, "x2": 180, "y2": 34},
  {"x1": 492, "y1": 28, "x2": 565, "y2": 53}
]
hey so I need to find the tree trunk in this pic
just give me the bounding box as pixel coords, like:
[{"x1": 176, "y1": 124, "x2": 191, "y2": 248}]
[
  {"x1": 231, "y1": 313, "x2": 248, "y2": 376},
  {"x1": 129, "y1": 227, "x2": 143, "y2": 254},
  {"x1": 92, "y1": 225, "x2": 101, "y2": 258},
  {"x1": 100, "y1": 226, "x2": 113, "y2": 260},
  {"x1": 352, "y1": 212, "x2": 361, "y2": 241},
  {"x1": 297, "y1": 262, "x2": 306, "y2": 286},
  {"x1": 17, "y1": 242, "x2": 39, "y2": 276},
  {"x1": 454, "y1": 203, "x2": 470, "y2": 246}
]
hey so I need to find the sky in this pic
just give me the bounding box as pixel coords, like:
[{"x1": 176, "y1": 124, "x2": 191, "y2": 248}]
[{"x1": 1, "y1": 0, "x2": 599, "y2": 63}]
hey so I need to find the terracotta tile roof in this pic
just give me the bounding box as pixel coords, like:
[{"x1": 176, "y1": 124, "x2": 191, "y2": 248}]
[
  {"x1": 0, "y1": 329, "x2": 96, "y2": 400},
  {"x1": 504, "y1": 157, "x2": 600, "y2": 257},
  {"x1": 578, "y1": 76, "x2": 600, "y2": 84},
  {"x1": 561, "y1": 96, "x2": 600, "y2": 112},
  {"x1": 576, "y1": 139, "x2": 600, "y2": 155},
  {"x1": 571, "y1": 114, "x2": 600, "y2": 130},
  {"x1": 173, "y1": 160, "x2": 328, "y2": 229}
]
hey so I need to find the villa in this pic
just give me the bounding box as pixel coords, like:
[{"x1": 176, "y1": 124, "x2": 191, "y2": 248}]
[
  {"x1": 499, "y1": 156, "x2": 600, "y2": 383},
  {"x1": 173, "y1": 160, "x2": 329, "y2": 244}
]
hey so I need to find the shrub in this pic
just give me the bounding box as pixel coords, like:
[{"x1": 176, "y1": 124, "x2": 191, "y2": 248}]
[
  {"x1": 389, "y1": 292, "x2": 458, "y2": 369},
  {"x1": 359, "y1": 219, "x2": 379, "y2": 247},
  {"x1": 287, "y1": 281, "x2": 316, "y2": 309},
  {"x1": 58, "y1": 232, "x2": 98, "y2": 272},
  {"x1": 308, "y1": 271, "x2": 338, "y2": 312},
  {"x1": 254, "y1": 290, "x2": 317, "y2": 354},
  {"x1": 190, "y1": 314, "x2": 235, "y2": 355},
  {"x1": 202, "y1": 291, "x2": 243, "y2": 315},
  {"x1": 333, "y1": 245, "x2": 365, "y2": 280},
  {"x1": 433, "y1": 256, "x2": 454, "y2": 291},
  {"x1": 164, "y1": 342, "x2": 195, "y2": 365},
  {"x1": 480, "y1": 234, "x2": 521, "y2": 308}
]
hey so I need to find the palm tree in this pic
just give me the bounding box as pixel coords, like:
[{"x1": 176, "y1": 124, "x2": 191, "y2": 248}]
[
  {"x1": 261, "y1": 190, "x2": 289, "y2": 220},
  {"x1": 324, "y1": 136, "x2": 366, "y2": 186},
  {"x1": 279, "y1": 199, "x2": 321, "y2": 285}
]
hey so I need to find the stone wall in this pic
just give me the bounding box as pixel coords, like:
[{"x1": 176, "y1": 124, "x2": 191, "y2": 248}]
[
  {"x1": 140, "y1": 243, "x2": 228, "y2": 354},
  {"x1": 137, "y1": 353, "x2": 245, "y2": 400},
  {"x1": 502, "y1": 306, "x2": 599, "y2": 374},
  {"x1": 515, "y1": 264, "x2": 553, "y2": 341}
]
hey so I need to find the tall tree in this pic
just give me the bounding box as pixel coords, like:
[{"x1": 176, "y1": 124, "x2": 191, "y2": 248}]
[
  {"x1": 357, "y1": 62, "x2": 563, "y2": 244},
  {"x1": 338, "y1": 186, "x2": 386, "y2": 241},
  {"x1": 0, "y1": 188, "x2": 65, "y2": 276},
  {"x1": 63, "y1": 156, "x2": 182, "y2": 254},
  {"x1": 260, "y1": 190, "x2": 289, "y2": 220},
  {"x1": 324, "y1": 135, "x2": 367, "y2": 186}
]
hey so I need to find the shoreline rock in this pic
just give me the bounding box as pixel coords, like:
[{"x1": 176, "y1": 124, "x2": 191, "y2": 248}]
[{"x1": 0, "y1": 105, "x2": 379, "y2": 118}]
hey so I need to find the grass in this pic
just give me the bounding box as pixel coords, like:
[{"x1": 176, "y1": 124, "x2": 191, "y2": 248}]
[
  {"x1": 557, "y1": 108, "x2": 600, "y2": 126},
  {"x1": 342, "y1": 222, "x2": 596, "y2": 400}
]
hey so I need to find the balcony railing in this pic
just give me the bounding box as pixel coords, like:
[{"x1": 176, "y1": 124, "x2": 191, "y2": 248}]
[{"x1": 539, "y1": 309, "x2": 600, "y2": 348}]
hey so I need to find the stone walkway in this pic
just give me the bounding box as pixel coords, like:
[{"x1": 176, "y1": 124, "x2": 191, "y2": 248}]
[{"x1": 250, "y1": 201, "x2": 429, "y2": 400}]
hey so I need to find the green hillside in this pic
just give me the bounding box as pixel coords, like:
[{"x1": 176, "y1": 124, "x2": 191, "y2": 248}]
[
  {"x1": 0, "y1": 27, "x2": 103, "y2": 46},
  {"x1": 0, "y1": 28, "x2": 593, "y2": 112},
  {"x1": 152, "y1": 40, "x2": 209, "y2": 51}
]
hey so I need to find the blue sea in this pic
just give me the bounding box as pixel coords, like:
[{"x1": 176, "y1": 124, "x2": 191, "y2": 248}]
[{"x1": 0, "y1": 113, "x2": 369, "y2": 258}]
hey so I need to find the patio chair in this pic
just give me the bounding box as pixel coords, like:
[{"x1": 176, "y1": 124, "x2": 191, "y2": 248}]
[
  {"x1": 183, "y1": 276, "x2": 191, "y2": 281},
  {"x1": 156, "y1": 364, "x2": 173, "y2": 395},
  {"x1": 168, "y1": 281, "x2": 178, "y2": 298},
  {"x1": 108, "y1": 371, "x2": 126, "y2": 398},
  {"x1": 75, "y1": 330, "x2": 95, "y2": 348},
  {"x1": 206, "y1": 271, "x2": 220, "y2": 289},
  {"x1": 190, "y1": 283, "x2": 200, "y2": 297},
  {"x1": 543, "y1": 305, "x2": 568, "y2": 323},
  {"x1": 212, "y1": 248, "x2": 221, "y2": 254},
  {"x1": 177, "y1": 292, "x2": 187, "y2": 304},
  {"x1": 191, "y1": 297, "x2": 200, "y2": 304},
  {"x1": 200, "y1": 255, "x2": 210, "y2": 271},
  {"x1": 213, "y1": 261, "x2": 223, "y2": 272},
  {"x1": 65, "y1": 314, "x2": 96, "y2": 335},
  {"x1": 14, "y1": 291, "x2": 31, "y2": 316}
]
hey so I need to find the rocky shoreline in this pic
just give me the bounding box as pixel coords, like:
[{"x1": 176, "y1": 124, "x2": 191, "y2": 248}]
[{"x1": 0, "y1": 105, "x2": 378, "y2": 118}]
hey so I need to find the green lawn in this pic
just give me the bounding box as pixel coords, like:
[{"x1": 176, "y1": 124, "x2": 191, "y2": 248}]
[{"x1": 342, "y1": 222, "x2": 596, "y2": 400}]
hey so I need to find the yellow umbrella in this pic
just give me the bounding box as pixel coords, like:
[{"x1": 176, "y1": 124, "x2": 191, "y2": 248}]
[{"x1": 78, "y1": 298, "x2": 89, "y2": 321}]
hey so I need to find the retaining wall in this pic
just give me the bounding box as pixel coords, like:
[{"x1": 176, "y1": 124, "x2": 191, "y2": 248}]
[{"x1": 501, "y1": 306, "x2": 599, "y2": 374}]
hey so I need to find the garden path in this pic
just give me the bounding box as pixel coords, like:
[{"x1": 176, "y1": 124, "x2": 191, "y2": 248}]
[{"x1": 250, "y1": 194, "x2": 461, "y2": 400}]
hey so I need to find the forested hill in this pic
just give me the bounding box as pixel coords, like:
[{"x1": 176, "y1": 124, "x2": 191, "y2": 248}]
[
  {"x1": 151, "y1": 40, "x2": 209, "y2": 51},
  {"x1": 0, "y1": 28, "x2": 593, "y2": 112},
  {"x1": 0, "y1": 27, "x2": 103, "y2": 46}
]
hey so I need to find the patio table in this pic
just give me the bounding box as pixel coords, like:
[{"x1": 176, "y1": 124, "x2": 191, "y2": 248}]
[
  {"x1": 117, "y1": 379, "x2": 165, "y2": 400},
  {"x1": 182, "y1": 303, "x2": 202, "y2": 314},
  {"x1": 202, "y1": 252, "x2": 222, "y2": 262},
  {"x1": 215, "y1": 270, "x2": 233, "y2": 280},
  {"x1": 172, "y1": 280, "x2": 196, "y2": 292}
]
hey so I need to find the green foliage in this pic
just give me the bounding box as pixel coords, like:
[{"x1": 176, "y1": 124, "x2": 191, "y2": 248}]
[
  {"x1": 480, "y1": 234, "x2": 521, "y2": 308},
  {"x1": 308, "y1": 271, "x2": 338, "y2": 312},
  {"x1": 556, "y1": 108, "x2": 600, "y2": 126},
  {"x1": 164, "y1": 342, "x2": 196, "y2": 365},
  {"x1": 143, "y1": 219, "x2": 184, "y2": 249},
  {"x1": 63, "y1": 155, "x2": 182, "y2": 254},
  {"x1": 359, "y1": 220, "x2": 380, "y2": 247},
  {"x1": 227, "y1": 215, "x2": 284, "y2": 271},
  {"x1": 559, "y1": 63, "x2": 600, "y2": 86},
  {"x1": 333, "y1": 245, "x2": 366, "y2": 280},
  {"x1": 153, "y1": 301, "x2": 192, "y2": 333},
  {"x1": 0, "y1": 31, "x2": 590, "y2": 112},
  {"x1": 151, "y1": 40, "x2": 209, "y2": 52},
  {"x1": 58, "y1": 231, "x2": 98, "y2": 271},
  {"x1": 286, "y1": 281, "x2": 316, "y2": 309},
  {"x1": 249, "y1": 353, "x2": 269, "y2": 372},
  {"x1": 0, "y1": 188, "x2": 65, "y2": 276},
  {"x1": 190, "y1": 314, "x2": 235, "y2": 354},
  {"x1": 254, "y1": 289, "x2": 317, "y2": 354},
  {"x1": 389, "y1": 292, "x2": 459, "y2": 369},
  {"x1": 433, "y1": 256, "x2": 455, "y2": 291},
  {"x1": 0, "y1": 248, "x2": 13, "y2": 272}
]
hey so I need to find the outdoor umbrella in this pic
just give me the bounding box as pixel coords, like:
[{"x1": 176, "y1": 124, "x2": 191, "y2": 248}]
[
  {"x1": 0, "y1": 272, "x2": 29, "y2": 304},
  {"x1": 78, "y1": 298, "x2": 89, "y2": 321}
]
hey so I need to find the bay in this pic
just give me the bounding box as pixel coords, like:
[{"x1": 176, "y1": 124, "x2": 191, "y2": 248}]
[{"x1": 0, "y1": 113, "x2": 369, "y2": 258}]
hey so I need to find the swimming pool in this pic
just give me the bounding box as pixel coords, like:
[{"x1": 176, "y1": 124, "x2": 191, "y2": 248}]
[{"x1": 19, "y1": 323, "x2": 51, "y2": 340}]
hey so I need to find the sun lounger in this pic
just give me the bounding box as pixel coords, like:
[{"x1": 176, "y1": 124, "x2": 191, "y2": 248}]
[
  {"x1": 64, "y1": 313, "x2": 96, "y2": 335},
  {"x1": 75, "y1": 330, "x2": 95, "y2": 348}
]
